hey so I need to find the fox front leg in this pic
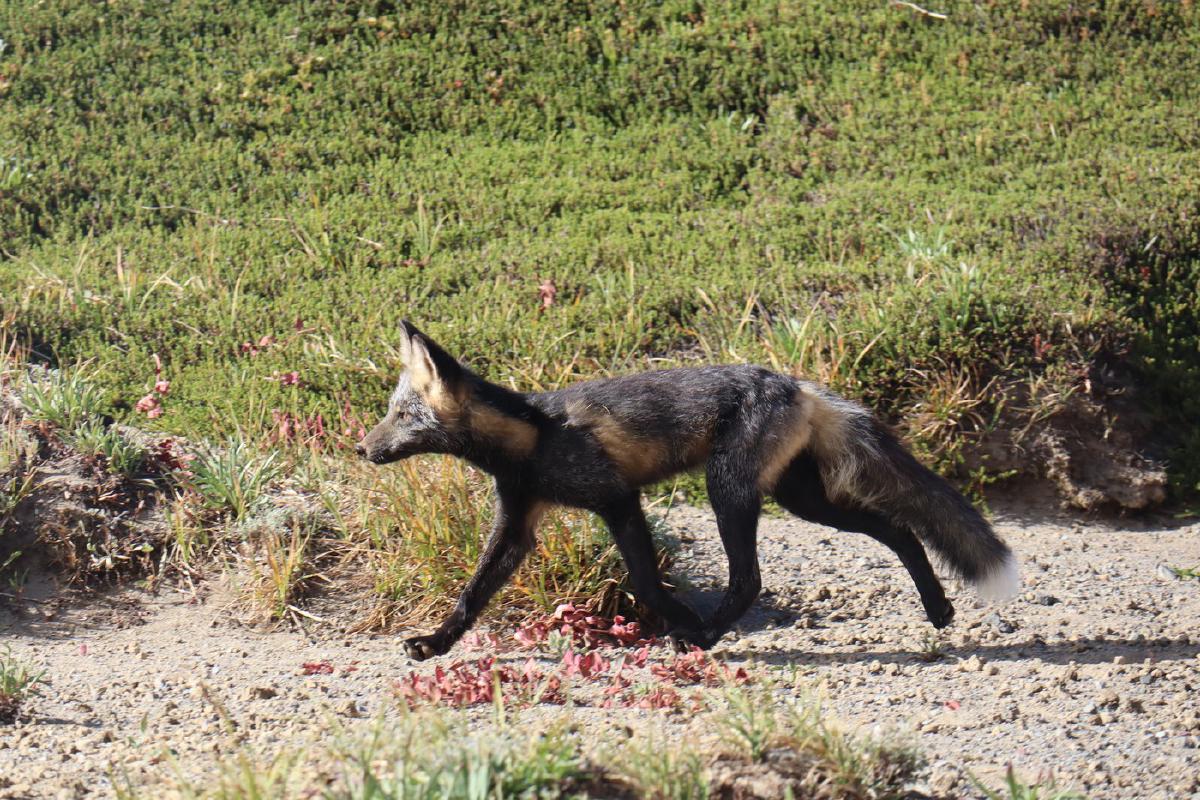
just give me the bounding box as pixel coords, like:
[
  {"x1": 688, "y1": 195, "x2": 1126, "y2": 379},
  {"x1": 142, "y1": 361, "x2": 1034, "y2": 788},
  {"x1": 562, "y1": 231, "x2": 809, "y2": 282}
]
[{"x1": 403, "y1": 488, "x2": 541, "y2": 661}]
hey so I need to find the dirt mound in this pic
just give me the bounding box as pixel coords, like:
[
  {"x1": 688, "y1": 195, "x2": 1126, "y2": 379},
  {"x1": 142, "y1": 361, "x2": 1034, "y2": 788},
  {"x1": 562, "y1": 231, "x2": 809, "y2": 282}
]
[
  {"x1": 965, "y1": 390, "x2": 1168, "y2": 512},
  {"x1": 1, "y1": 396, "x2": 177, "y2": 587}
]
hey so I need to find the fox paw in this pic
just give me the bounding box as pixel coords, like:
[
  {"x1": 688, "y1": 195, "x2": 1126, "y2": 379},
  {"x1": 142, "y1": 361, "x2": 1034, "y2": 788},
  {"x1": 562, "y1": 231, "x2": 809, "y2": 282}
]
[
  {"x1": 667, "y1": 627, "x2": 720, "y2": 653},
  {"x1": 403, "y1": 635, "x2": 448, "y2": 661},
  {"x1": 927, "y1": 600, "x2": 955, "y2": 630}
]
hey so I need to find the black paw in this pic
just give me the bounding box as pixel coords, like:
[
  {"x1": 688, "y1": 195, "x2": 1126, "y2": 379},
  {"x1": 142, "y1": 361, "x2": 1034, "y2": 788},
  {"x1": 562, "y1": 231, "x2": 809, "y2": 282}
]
[
  {"x1": 667, "y1": 627, "x2": 720, "y2": 653},
  {"x1": 403, "y1": 634, "x2": 448, "y2": 661},
  {"x1": 927, "y1": 600, "x2": 955, "y2": 629}
]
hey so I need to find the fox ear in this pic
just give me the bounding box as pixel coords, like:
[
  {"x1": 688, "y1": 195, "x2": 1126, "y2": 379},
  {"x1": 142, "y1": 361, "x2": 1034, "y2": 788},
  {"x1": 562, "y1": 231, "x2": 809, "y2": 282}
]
[
  {"x1": 398, "y1": 319, "x2": 421, "y2": 366},
  {"x1": 405, "y1": 327, "x2": 465, "y2": 412}
]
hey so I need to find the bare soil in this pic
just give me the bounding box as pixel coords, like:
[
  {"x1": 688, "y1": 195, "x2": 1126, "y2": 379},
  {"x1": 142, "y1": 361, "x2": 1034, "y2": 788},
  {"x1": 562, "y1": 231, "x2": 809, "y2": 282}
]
[{"x1": 2, "y1": 500, "x2": 1198, "y2": 799}]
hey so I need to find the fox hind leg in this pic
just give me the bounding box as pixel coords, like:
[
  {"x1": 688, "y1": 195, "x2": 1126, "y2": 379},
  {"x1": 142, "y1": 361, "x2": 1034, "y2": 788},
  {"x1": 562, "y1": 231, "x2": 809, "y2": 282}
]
[{"x1": 773, "y1": 455, "x2": 955, "y2": 628}]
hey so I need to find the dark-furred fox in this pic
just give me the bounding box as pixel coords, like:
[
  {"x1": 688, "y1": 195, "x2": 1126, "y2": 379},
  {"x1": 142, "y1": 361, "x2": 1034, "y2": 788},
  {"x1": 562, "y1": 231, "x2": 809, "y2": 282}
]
[{"x1": 356, "y1": 322, "x2": 1019, "y2": 661}]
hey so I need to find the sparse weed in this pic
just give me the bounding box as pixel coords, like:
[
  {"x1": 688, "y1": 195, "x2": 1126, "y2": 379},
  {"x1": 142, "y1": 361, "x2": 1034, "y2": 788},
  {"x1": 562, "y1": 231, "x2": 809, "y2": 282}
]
[
  {"x1": 19, "y1": 369, "x2": 104, "y2": 431},
  {"x1": 916, "y1": 632, "x2": 948, "y2": 662},
  {"x1": 0, "y1": 415, "x2": 37, "y2": 521},
  {"x1": 66, "y1": 421, "x2": 146, "y2": 477},
  {"x1": 118, "y1": 714, "x2": 591, "y2": 799},
  {"x1": 1168, "y1": 565, "x2": 1199, "y2": 581},
  {"x1": 0, "y1": 155, "x2": 27, "y2": 192},
  {"x1": 0, "y1": 647, "x2": 45, "y2": 723},
  {"x1": 778, "y1": 696, "x2": 922, "y2": 800},
  {"x1": 253, "y1": 518, "x2": 316, "y2": 621},
  {"x1": 165, "y1": 495, "x2": 210, "y2": 569},
  {"x1": 329, "y1": 714, "x2": 586, "y2": 800},
  {"x1": 0, "y1": 414, "x2": 37, "y2": 582},
  {"x1": 711, "y1": 683, "x2": 922, "y2": 800},
  {"x1": 407, "y1": 194, "x2": 448, "y2": 263},
  {"x1": 970, "y1": 766, "x2": 1087, "y2": 800},
  {"x1": 185, "y1": 437, "x2": 280, "y2": 520},
  {"x1": 114, "y1": 750, "x2": 305, "y2": 800},
  {"x1": 894, "y1": 226, "x2": 954, "y2": 263},
  {"x1": 714, "y1": 683, "x2": 781, "y2": 762},
  {"x1": 607, "y1": 734, "x2": 710, "y2": 800}
]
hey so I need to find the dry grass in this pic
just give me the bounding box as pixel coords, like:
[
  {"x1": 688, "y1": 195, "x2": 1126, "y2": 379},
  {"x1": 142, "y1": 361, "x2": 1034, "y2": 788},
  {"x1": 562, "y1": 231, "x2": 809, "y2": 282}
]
[{"x1": 336, "y1": 456, "x2": 634, "y2": 630}]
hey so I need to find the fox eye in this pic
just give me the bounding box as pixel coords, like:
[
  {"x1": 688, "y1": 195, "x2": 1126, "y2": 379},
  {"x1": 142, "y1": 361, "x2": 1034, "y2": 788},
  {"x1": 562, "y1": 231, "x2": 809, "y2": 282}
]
[{"x1": 395, "y1": 409, "x2": 408, "y2": 420}]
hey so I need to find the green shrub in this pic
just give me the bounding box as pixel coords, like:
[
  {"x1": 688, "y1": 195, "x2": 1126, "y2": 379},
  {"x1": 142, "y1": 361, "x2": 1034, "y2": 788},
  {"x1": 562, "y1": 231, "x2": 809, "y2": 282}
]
[{"x1": 0, "y1": 0, "x2": 1196, "y2": 497}]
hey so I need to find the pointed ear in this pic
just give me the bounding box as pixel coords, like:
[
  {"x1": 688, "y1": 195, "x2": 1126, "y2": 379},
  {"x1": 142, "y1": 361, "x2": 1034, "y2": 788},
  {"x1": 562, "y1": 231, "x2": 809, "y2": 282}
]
[
  {"x1": 400, "y1": 319, "x2": 421, "y2": 342},
  {"x1": 398, "y1": 319, "x2": 421, "y2": 366},
  {"x1": 407, "y1": 334, "x2": 439, "y2": 394},
  {"x1": 407, "y1": 331, "x2": 465, "y2": 412}
]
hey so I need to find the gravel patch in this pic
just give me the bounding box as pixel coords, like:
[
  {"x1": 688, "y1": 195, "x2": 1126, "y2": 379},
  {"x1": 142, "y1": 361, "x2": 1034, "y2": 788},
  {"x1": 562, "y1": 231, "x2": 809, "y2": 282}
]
[{"x1": 2, "y1": 503, "x2": 1198, "y2": 799}]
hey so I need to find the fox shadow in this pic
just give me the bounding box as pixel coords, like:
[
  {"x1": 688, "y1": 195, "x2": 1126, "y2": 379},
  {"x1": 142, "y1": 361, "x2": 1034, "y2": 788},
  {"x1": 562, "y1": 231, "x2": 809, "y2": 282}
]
[
  {"x1": 679, "y1": 586, "x2": 1195, "y2": 668},
  {"x1": 747, "y1": 635, "x2": 1196, "y2": 669}
]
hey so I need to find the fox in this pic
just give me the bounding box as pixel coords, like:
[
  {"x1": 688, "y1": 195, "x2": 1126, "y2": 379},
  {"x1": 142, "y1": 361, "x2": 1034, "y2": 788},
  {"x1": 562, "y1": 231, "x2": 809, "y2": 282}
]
[{"x1": 356, "y1": 321, "x2": 1020, "y2": 661}]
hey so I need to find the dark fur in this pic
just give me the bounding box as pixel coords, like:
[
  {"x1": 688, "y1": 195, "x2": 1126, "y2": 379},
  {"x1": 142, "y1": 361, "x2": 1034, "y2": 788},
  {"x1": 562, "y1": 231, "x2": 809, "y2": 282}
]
[{"x1": 358, "y1": 322, "x2": 1015, "y2": 660}]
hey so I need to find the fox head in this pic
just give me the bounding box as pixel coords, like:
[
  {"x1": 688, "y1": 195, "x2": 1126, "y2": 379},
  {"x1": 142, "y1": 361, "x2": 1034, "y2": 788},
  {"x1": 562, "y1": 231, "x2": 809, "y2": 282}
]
[{"x1": 355, "y1": 321, "x2": 471, "y2": 464}]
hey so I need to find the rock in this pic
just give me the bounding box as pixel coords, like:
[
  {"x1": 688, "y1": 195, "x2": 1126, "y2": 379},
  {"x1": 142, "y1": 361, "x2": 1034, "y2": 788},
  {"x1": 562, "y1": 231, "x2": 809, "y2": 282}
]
[
  {"x1": 984, "y1": 612, "x2": 1016, "y2": 634},
  {"x1": 958, "y1": 655, "x2": 985, "y2": 673},
  {"x1": 247, "y1": 686, "x2": 277, "y2": 700},
  {"x1": 1157, "y1": 564, "x2": 1179, "y2": 581},
  {"x1": 929, "y1": 762, "x2": 960, "y2": 794},
  {"x1": 1036, "y1": 594, "x2": 1061, "y2": 606}
]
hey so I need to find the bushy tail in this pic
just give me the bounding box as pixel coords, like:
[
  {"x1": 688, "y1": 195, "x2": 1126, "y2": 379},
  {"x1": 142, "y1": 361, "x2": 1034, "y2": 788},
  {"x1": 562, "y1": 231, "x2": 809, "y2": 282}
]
[{"x1": 804, "y1": 385, "x2": 1020, "y2": 602}]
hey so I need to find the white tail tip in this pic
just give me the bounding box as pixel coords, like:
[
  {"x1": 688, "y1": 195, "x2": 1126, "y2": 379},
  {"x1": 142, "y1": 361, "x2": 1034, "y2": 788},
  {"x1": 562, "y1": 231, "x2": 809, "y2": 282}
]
[{"x1": 973, "y1": 553, "x2": 1021, "y2": 603}]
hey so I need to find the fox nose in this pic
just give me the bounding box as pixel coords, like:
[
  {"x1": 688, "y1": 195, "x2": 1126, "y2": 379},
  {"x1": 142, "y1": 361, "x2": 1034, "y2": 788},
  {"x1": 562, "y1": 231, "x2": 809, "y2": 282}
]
[{"x1": 354, "y1": 442, "x2": 366, "y2": 458}]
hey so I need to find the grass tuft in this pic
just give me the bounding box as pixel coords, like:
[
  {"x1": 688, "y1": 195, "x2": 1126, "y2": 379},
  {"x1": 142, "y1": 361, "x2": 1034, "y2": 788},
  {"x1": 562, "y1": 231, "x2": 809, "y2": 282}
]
[
  {"x1": 251, "y1": 517, "x2": 317, "y2": 622},
  {"x1": 971, "y1": 765, "x2": 1088, "y2": 800},
  {"x1": 353, "y1": 457, "x2": 633, "y2": 627},
  {"x1": 19, "y1": 369, "x2": 105, "y2": 431},
  {"x1": 66, "y1": 421, "x2": 147, "y2": 477},
  {"x1": 607, "y1": 734, "x2": 710, "y2": 800},
  {"x1": 712, "y1": 683, "x2": 923, "y2": 800},
  {"x1": 0, "y1": 647, "x2": 45, "y2": 724},
  {"x1": 185, "y1": 437, "x2": 280, "y2": 520}
]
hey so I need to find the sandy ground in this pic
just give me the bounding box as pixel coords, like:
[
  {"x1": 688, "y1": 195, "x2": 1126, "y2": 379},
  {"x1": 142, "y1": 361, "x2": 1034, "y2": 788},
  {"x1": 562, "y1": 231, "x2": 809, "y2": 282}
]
[{"x1": 2, "y1": 500, "x2": 1199, "y2": 799}]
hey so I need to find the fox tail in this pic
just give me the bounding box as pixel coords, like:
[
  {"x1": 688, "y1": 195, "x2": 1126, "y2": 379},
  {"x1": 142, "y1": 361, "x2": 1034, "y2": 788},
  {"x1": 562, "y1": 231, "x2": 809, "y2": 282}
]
[{"x1": 804, "y1": 385, "x2": 1020, "y2": 602}]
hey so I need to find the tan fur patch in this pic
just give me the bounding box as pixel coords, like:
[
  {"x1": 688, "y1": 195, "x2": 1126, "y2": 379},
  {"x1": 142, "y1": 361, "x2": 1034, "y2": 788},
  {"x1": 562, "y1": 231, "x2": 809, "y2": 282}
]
[
  {"x1": 566, "y1": 399, "x2": 670, "y2": 486},
  {"x1": 679, "y1": 427, "x2": 714, "y2": 468},
  {"x1": 425, "y1": 383, "x2": 464, "y2": 420},
  {"x1": 522, "y1": 502, "x2": 549, "y2": 536},
  {"x1": 757, "y1": 392, "x2": 816, "y2": 491},
  {"x1": 469, "y1": 403, "x2": 538, "y2": 458},
  {"x1": 801, "y1": 383, "x2": 874, "y2": 503}
]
